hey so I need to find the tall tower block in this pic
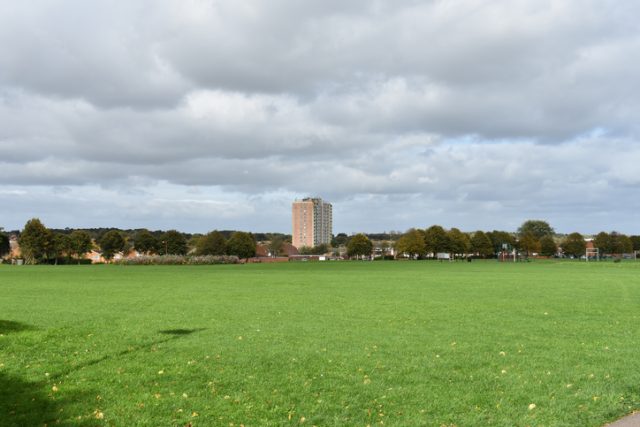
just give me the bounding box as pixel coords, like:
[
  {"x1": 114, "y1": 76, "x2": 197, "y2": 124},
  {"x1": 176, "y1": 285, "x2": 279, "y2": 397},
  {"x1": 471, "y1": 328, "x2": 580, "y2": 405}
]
[{"x1": 292, "y1": 198, "x2": 332, "y2": 249}]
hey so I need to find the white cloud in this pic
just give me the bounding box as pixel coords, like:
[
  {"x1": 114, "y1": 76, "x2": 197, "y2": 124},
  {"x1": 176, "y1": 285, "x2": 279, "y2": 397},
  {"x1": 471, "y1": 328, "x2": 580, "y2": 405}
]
[{"x1": 1, "y1": 1, "x2": 640, "y2": 233}]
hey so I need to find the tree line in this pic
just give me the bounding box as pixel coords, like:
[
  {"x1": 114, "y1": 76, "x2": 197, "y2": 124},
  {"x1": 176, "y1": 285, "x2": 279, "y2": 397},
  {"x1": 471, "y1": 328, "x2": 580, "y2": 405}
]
[
  {"x1": 393, "y1": 220, "x2": 640, "y2": 259},
  {"x1": 332, "y1": 220, "x2": 640, "y2": 260},
  {"x1": 3, "y1": 218, "x2": 639, "y2": 264},
  {"x1": 6, "y1": 218, "x2": 260, "y2": 264}
]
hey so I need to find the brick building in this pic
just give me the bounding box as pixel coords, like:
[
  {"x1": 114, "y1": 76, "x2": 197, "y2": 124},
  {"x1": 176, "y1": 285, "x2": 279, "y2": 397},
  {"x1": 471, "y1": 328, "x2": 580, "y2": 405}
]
[{"x1": 292, "y1": 198, "x2": 332, "y2": 249}]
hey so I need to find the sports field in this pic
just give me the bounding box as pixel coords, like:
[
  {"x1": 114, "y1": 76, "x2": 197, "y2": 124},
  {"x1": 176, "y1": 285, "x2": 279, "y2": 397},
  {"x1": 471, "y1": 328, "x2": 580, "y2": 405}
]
[{"x1": 1, "y1": 261, "x2": 639, "y2": 426}]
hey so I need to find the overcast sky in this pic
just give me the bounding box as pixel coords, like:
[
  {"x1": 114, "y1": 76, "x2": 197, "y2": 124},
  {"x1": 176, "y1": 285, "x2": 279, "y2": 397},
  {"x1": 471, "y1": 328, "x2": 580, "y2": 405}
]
[{"x1": 1, "y1": 1, "x2": 639, "y2": 235}]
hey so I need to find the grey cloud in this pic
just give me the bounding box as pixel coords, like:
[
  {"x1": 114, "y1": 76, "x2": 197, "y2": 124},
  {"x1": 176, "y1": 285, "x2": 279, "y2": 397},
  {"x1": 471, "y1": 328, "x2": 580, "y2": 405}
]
[
  {"x1": 0, "y1": 1, "x2": 190, "y2": 108},
  {"x1": 2, "y1": 1, "x2": 640, "y2": 233}
]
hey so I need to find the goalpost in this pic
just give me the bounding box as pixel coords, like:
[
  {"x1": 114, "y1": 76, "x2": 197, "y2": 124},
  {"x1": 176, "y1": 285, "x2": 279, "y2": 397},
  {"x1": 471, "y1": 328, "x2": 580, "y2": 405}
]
[
  {"x1": 498, "y1": 243, "x2": 516, "y2": 262},
  {"x1": 585, "y1": 247, "x2": 599, "y2": 262}
]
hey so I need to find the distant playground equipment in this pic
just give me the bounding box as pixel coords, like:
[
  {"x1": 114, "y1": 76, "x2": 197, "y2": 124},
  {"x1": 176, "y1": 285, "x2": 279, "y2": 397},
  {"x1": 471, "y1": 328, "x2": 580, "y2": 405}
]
[
  {"x1": 585, "y1": 248, "x2": 638, "y2": 261},
  {"x1": 585, "y1": 247, "x2": 600, "y2": 261},
  {"x1": 498, "y1": 243, "x2": 517, "y2": 262}
]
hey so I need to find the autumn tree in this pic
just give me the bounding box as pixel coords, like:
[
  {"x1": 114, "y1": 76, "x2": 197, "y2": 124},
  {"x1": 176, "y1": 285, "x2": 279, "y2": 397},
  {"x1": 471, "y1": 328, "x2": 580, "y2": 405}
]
[
  {"x1": 447, "y1": 228, "x2": 471, "y2": 258},
  {"x1": 347, "y1": 234, "x2": 373, "y2": 259},
  {"x1": 561, "y1": 232, "x2": 586, "y2": 258},
  {"x1": 518, "y1": 232, "x2": 540, "y2": 256},
  {"x1": 395, "y1": 229, "x2": 426, "y2": 259}
]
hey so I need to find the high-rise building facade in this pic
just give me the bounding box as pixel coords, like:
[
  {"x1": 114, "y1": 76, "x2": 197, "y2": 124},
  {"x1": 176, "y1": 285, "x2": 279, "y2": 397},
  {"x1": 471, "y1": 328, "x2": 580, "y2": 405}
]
[{"x1": 292, "y1": 198, "x2": 332, "y2": 249}]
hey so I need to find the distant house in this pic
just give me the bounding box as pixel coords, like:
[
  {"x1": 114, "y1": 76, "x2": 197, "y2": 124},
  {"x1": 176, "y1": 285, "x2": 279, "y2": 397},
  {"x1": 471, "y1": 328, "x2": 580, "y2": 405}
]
[
  {"x1": 86, "y1": 250, "x2": 106, "y2": 264},
  {"x1": 9, "y1": 235, "x2": 21, "y2": 258},
  {"x1": 116, "y1": 249, "x2": 142, "y2": 260},
  {"x1": 84, "y1": 248, "x2": 141, "y2": 263},
  {"x1": 256, "y1": 242, "x2": 299, "y2": 258},
  {"x1": 84, "y1": 250, "x2": 110, "y2": 264},
  {"x1": 255, "y1": 244, "x2": 269, "y2": 257},
  {"x1": 281, "y1": 243, "x2": 299, "y2": 256}
]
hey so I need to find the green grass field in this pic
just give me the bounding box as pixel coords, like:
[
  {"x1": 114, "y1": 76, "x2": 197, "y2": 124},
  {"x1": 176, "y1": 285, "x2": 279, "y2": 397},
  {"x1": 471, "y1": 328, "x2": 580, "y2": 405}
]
[{"x1": 1, "y1": 261, "x2": 639, "y2": 426}]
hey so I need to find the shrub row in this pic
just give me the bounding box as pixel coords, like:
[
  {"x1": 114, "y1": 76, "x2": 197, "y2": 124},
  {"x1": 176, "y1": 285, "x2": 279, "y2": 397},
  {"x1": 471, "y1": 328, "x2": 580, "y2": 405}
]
[{"x1": 115, "y1": 255, "x2": 240, "y2": 265}]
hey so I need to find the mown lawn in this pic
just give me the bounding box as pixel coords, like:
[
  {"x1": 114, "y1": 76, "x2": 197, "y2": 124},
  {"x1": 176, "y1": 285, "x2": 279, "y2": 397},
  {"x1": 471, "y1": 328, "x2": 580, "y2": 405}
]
[{"x1": 1, "y1": 261, "x2": 639, "y2": 426}]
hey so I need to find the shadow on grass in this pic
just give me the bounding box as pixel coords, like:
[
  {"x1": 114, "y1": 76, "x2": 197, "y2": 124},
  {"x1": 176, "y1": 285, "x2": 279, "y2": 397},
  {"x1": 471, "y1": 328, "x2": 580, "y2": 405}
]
[
  {"x1": 0, "y1": 323, "x2": 204, "y2": 425},
  {"x1": 159, "y1": 328, "x2": 206, "y2": 336},
  {"x1": 0, "y1": 372, "x2": 97, "y2": 427},
  {"x1": 0, "y1": 320, "x2": 35, "y2": 334},
  {"x1": 49, "y1": 328, "x2": 207, "y2": 381},
  {"x1": 0, "y1": 341, "x2": 102, "y2": 427}
]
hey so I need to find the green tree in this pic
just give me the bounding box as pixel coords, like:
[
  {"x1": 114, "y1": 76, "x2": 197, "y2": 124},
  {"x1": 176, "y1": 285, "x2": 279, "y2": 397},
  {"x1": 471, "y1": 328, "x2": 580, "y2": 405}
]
[
  {"x1": 610, "y1": 232, "x2": 633, "y2": 254},
  {"x1": 470, "y1": 231, "x2": 493, "y2": 258},
  {"x1": 0, "y1": 228, "x2": 10, "y2": 258},
  {"x1": 267, "y1": 235, "x2": 285, "y2": 257},
  {"x1": 347, "y1": 233, "x2": 373, "y2": 259},
  {"x1": 196, "y1": 230, "x2": 227, "y2": 256},
  {"x1": 160, "y1": 230, "x2": 187, "y2": 255},
  {"x1": 395, "y1": 229, "x2": 426, "y2": 259},
  {"x1": 297, "y1": 246, "x2": 314, "y2": 255},
  {"x1": 630, "y1": 235, "x2": 640, "y2": 251},
  {"x1": 561, "y1": 232, "x2": 586, "y2": 258},
  {"x1": 69, "y1": 230, "x2": 93, "y2": 262},
  {"x1": 486, "y1": 230, "x2": 517, "y2": 254},
  {"x1": 226, "y1": 231, "x2": 256, "y2": 259},
  {"x1": 424, "y1": 225, "x2": 450, "y2": 257},
  {"x1": 51, "y1": 233, "x2": 73, "y2": 264},
  {"x1": 298, "y1": 243, "x2": 329, "y2": 255},
  {"x1": 593, "y1": 232, "x2": 612, "y2": 254},
  {"x1": 331, "y1": 233, "x2": 349, "y2": 247},
  {"x1": 518, "y1": 232, "x2": 540, "y2": 256},
  {"x1": 99, "y1": 230, "x2": 125, "y2": 261},
  {"x1": 518, "y1": 220, "x2": 555, "y2": 240},
  {"x1": 313, "y1": 243, "x2": 329, "y2": 254},
  {"x1": 447, "y1": 228, "x2": 471, "y2": 258},
  {"x1": 539, "y1": 235, "x2": 557, "y2": 257},
  {"x1": 133, "y1": 229, "x2": 159, "y2": 254},
  {"x1": 20, "y1": 218, "x2": 51, "y2": 264}
]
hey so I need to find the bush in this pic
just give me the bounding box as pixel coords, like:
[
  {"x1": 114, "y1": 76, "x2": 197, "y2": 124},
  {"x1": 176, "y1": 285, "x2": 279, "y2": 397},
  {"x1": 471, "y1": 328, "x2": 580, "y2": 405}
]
[
  {"x1": 115, "y1": 255, "x2": 240, "y2": 265},
  {"x1": 187, "y1": 256, "x2": 240, "y2": 265},
  {"x1": 42, "y1": 257, "x2": 94, "y2": 265}
]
